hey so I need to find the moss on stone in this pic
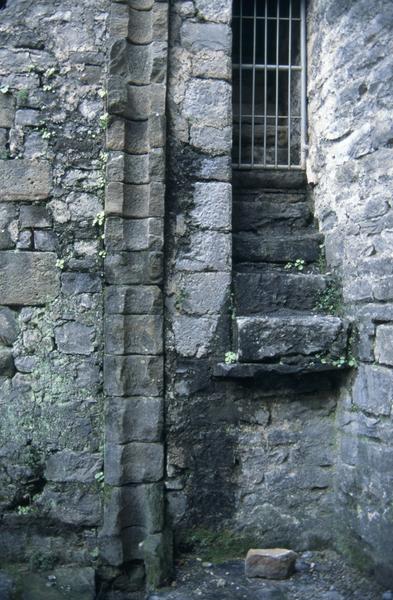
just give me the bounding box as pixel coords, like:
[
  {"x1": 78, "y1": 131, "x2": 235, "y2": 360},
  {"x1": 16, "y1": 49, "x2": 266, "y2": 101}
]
[{"x1": 178, "y1": 527, "x2": 260, "y2": 563}]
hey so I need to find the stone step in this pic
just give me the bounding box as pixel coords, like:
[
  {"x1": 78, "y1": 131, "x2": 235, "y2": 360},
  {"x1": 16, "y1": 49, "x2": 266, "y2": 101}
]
[
  {"x1": 234, "y1": 271, "x2": 329, "y2": 314},
  {"x1": 235, "y1": 315, "x2": 348, "y2": 363},
  {"x1": 233, "y1": 232, "x2": 323, "y2": 264},
  {"x1": 233, "y1": 169, "x2": 307, "y2": 190},
  {"x1": 233, "y1": 194, "x2": 313, "y2": 233}
]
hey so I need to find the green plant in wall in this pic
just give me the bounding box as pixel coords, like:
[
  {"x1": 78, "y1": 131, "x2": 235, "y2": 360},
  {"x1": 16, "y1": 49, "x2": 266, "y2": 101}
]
[
  {"x1": 55, "y1": 258, "x2": 65, "y2": 270},
  {"x1": 284, "y1": 258, "x2": 305, "y2": 272},
  {"x1": 174, "y1": 287, "x2": 188, "y2": 311},
  {"x1": 16, "y1": 88, "x2": 29, "y2": 104},
  {"x1": 99, "y1": 113, "x2": 110, "y2": 129},
  {"x1": 317, "y1": 243, "x2": 327, "y2": 273},
  {"x1": 95, "y1": 471, "x2": 105, "y2": 489},
  {"x1": 93, "y1": 211, "x2": 106, "y2": 262},
  {"x1": 224, "y1": 351, "x2": 238, "y2": 364},
  {"x1": 315, "y1": 280, "x2": 343, "y2": 315}
]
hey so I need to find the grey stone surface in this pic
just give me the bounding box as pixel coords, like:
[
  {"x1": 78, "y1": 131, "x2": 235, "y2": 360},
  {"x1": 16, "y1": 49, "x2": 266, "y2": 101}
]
[
  {"x1": 173, "y1": 315, "x2": 218, "y2": 357},
  {"x1": 234, "y1": 272, "x2": 327, "y2": 314},
  {"x1": 181, "y1": 22, "x2": 231, "y2": 52},
  {"x1": 61, "y1": 272, "x2": 101, "y2": 295},
  {"x1": 143, "y1": 530, "x2": 174, "y2": 589},
  {"x1": 375, "y1": 324, "x2": 393, "y2": 366},
  {"x1": 234, "y1": 232, "x2": 323, "y2": 264},
  {"x1": 19, "y1": 205, "x2": 52, "y2": 228},
  {"x1": 0, "y1": 94, "x2": 15, "y2": 128},
  {"x1": 236, "y1": 315, "x2": 348, "y2": 363},
  {"x1": 38, "y1": 486, "x2": 101, "y2": 527},
  {"x1": 0, "y1": 0, "x2": 108, "y2": 590},
  {"x1": 105, "y1": 284, "x2": 162, "y2": 315},
  {"x1": 55, "y1": 321, "x2": 95, "y2": 355},
  {"x1": 176, "y1": 231, "x2": 231, "y2": 272},
  {"x1": 193, "y1": 0, "x2": 232, "y2": 23},
  {"x1": 0, "y1": 348, "x2": 14, "y2": 377},
  {"x1": 0, "y1": 160, "x2": 51, "y2": 201},
  {"x1": 15, "y1": 108, "x2": 40, "y2": 126},
  {"x1": 0, "y1": 251, "x2": 59, "y2": 305},
  {"x1": 352, "y1": 365, "x2": 393, "y2": 417},
  {"x1": 45, "y1": 450, "x2": 102, "y2": 483},
  {"x1": 308, "y1": 0, "x2": 393, "y2": 583},
  {"x1": 105, "y1": 216, "x2": 163, "y2": 252},
  {"x1": 0, "y1": 307, "x2": 19, "y2": 346},
  {"x1": 105, "y1": 314, "x2": 163, "y2": 354},
  {"x1": 171, "y1": 272, "x2": 231, "y2": 315},
  {"x1": 104, "y1": 355, "x2": 163, "y2": 397},
  {"x1": 190, "y1": 182, "x2": 231, "y2": 231},
  {"x1": 33, "y1": 229, "x2": 57, "y2": 251},
  {"x1": 183, "y1": 79, "x2": 231, "y2": 127},
  {"x1": 106, "y1": 396, "x2": 163, "y2": 444},
  {"x1": 105, "y1": 249, "x2": 163, "y2": 285},
  {"x1": 105, "y1": 441, "x2": 164, "y2": 485},
  {"x1": 233, "y1": 192, "x2": 311, "y2": 233}
]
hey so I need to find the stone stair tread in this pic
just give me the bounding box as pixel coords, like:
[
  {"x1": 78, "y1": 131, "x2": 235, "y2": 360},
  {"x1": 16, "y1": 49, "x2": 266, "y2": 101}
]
[
  {"x1": 233, "y1": 197, "x2": 313, "y2": 233},
  {"x1": 233, "y1": 190, "x2": 307, "y2": 202},
  {"x1": 214, "y1": 361, "x2": 349, "y2": 378},
  {"x1": 234, "y1": 271, "x2": 329, "y2": 314},
  {"x1": 233, "y1": 169, "x2": 307, "y2": 190},
  {"x1": 234, "y1": 232, "x2": 323, "y2": 264},
  {"x1": 236, "y1": 314, "x2": 348, "y2": 363}
]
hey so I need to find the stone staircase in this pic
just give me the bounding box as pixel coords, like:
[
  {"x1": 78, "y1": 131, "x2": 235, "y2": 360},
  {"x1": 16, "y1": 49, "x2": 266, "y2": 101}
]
[{"x1": 215, "y1": 170, "x2": 350, "y2": 378}]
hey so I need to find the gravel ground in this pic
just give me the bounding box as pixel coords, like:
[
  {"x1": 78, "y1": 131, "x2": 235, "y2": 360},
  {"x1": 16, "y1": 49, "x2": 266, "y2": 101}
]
[{"x1": 148, "y1": 551, "x2": 390, "y2": 600}]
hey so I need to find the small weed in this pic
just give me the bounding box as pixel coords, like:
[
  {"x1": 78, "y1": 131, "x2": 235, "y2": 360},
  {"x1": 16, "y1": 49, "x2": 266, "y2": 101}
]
[
  {"x1": 285, "y1": 258, "x2": 305, "y2": 272},
  {"x1": 44, "y1": 67, "x2": 57, "y2": 79},
  {"x1": 93, "y1": 211, "x2": 105, "y2": 227},
  {"x1": 98, "y1": 249, "x2": 107, "y2": 259},
  {"x1": 224, "y1": 351, "x2": 238, "y2": 364},
  {"x1": 17, "y1": 505, "x2": 33, "y2": 516},
  {"x1": 175, "y1": 288, "x2": 188, "y2": 311},
  {"x1": 29, "y1": 551, "x2": 57, "y2": 572},
  {"x1": 55, "y1": 258, "x2": 65, "y2": 269},
  {"x1": 16, "y1": 88, "x2": 29, "y2": 104},
  {"x1": 41, "y1": 130, "x2": 53, "y2": 140},
  {"x1": 0, "y1": 85, "x2": 10, "y2": 94},
  {"x1": 96, "y1": 174, "x2": 105, "y2": 189},
  {"x1": 99, "y1": 151, "x2": 108, "y2": 164},
  {"x1": 99, "y1": 113, "x2": 110, "y2": 129},
  {"x1": 317, "y1": 243, "x2": 327, "y2": 273},
  {"x1": 98, "y1": 89, "x2": 107, "y2": 99},
  {"x1": 95, "y1": 471, "x2": 105, "y2": 484},
  {"x1": 315, "y1": 281, "x2": 342, "y2": 315},
  {"x1": 315, "y1": 352, "x2": 357, "y2": 369}
]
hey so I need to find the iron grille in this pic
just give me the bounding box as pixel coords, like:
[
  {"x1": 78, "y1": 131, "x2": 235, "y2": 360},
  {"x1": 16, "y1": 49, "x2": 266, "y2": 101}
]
[{"x1": 232, "y1": 0, "x2": 307, "y2": 169}]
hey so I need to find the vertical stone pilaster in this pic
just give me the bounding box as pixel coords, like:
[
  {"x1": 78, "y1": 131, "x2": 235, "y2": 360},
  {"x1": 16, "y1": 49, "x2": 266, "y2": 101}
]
[
  {"x1": 164, "y1": 0, "x2": 234, "y2": 544},
  {"x1": 101, "y1": 0, "x2": 171, "y2": 591}
]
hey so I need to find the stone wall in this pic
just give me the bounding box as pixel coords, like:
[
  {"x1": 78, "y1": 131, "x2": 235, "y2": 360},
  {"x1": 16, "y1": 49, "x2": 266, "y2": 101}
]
[
  {"x1": 0, "y1": 0, "x2": 109, "y2": 592},
  {"x1": 308, "y1": 0, "x2": 393, "y2": 586},
  {"x1": 164, "y1": 0, "x2": 340, "y2": 558},
  {"x1": 1, "y1": 0, "x2": 392, "y2": 595}
]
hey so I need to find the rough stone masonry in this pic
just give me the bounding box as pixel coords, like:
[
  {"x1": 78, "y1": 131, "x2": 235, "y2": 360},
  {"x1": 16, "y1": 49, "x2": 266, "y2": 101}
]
[{"x1": 0, "y1": 0, "x2": 392, "y2": 598}]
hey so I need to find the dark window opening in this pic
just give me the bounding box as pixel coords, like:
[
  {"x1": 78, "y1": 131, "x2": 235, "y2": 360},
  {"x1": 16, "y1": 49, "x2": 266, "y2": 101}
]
[
  {"x1": 232, "y1": 0, "x2": 306, "y2": 169},
  {"x1": 0, "y1": 0, "x2": 7, "y2": 9}
]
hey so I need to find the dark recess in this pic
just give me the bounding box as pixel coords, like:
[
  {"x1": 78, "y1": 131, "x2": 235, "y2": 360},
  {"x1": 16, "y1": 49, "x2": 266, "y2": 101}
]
[{"x1": 0, "y1": 0, "x2": 7, "y2": 9}]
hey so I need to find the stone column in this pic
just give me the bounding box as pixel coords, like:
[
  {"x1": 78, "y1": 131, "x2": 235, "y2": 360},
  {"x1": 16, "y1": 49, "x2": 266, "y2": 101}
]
[{"x1": 100, "y1": 0, "x2": 172, "y2": 591}]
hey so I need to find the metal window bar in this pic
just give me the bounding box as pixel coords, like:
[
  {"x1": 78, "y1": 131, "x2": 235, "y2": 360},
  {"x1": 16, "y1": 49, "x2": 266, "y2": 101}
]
[{"x1": 232, "y1": 0, "x2": 307, "y2": 170}]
